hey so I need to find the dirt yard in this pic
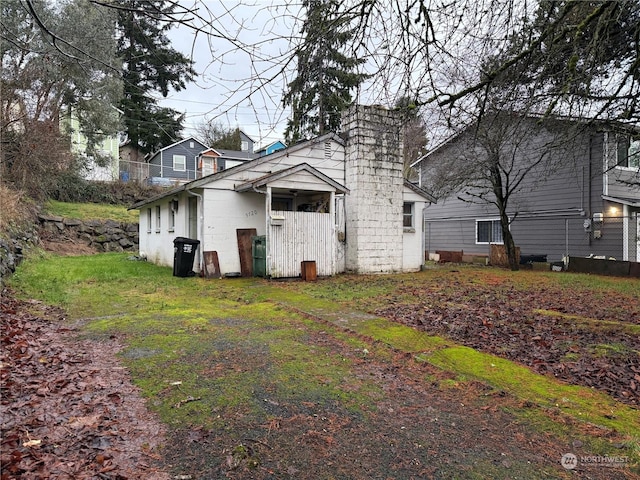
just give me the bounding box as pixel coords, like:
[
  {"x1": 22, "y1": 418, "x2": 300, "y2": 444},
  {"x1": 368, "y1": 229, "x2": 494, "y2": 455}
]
[
  {"x1": 2, "y1": 261, "x2": 639, "y2": 479},
  {"x1": 374, "y1": 277, "x2": 640, "y2": 407}
]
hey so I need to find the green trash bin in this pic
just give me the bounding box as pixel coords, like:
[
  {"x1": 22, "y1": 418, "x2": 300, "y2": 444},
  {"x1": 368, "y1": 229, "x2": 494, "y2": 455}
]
[{"x1": 252, "y1": 235, "x2": 266, "y2": 277}]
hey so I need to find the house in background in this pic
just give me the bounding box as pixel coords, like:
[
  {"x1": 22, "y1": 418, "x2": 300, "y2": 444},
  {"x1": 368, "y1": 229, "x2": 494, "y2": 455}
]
[
  {"x1": 64, "y1": 109, "x2": 120, "y2": 181},
  {"x1": 146, "y1": 137, "x2": 208, "y2": 185},
  {"x1": 255, "y1": 140, "x2": 287, "y2": 157},
  {"x1": 131, "y1": 105, "x2": 435, "y2": 278},
  {"x1": 413, "y1": 115, "x2": 640, "y2": 263}
]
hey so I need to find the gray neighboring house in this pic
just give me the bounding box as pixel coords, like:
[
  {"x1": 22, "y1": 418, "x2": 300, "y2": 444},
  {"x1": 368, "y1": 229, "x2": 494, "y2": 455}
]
[
  {"x1": 147, "y1": 137, "x2": 209, "y2": 184},
  {"x1": 413, "y1": 116, "x2": 640, "y2": 263},
  {"x1": 146, "y1": 131, "x2": 283, "y2": 184}
]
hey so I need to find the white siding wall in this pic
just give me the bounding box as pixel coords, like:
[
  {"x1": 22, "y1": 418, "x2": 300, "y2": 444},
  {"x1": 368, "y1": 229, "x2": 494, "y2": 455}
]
[
  {"x1": 138, "y1": 196, "x2": 191, "y2": 269},
  {"x1": 200, "y1": 189, "x2": 266, "y2": 274},
  {"x1": 213, "y1": 139, "x2": 345, "y2": 191}
]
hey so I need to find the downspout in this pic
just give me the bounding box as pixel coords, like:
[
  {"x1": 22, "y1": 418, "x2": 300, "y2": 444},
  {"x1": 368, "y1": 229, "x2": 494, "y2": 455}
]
[
  {"x1": 186, "y1": 189, "x2": 204, "y2": 272},
  {"x1": 421, "y1": 206, "x2": 427, "y2": 267}
]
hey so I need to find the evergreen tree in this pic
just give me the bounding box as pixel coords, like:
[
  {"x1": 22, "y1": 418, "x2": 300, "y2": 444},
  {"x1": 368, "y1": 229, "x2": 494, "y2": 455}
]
[
  {"x1": 116, "y1": 0, "x2": 196, "y2": 157},
  {"x1": 395, "y1": 97, "x2": 428, "y2": 181},
  {"x1": 283, "y1": 0, "x2": 368, "y2": 143},
  {"x1": 1, "y1": 0, "x2": 121, "y2": 199}
]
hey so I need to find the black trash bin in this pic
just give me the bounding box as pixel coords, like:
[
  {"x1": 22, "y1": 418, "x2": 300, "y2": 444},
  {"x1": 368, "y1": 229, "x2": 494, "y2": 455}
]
[{"x1": 173, "y1": 237, "x2": 200, "y2": 277}]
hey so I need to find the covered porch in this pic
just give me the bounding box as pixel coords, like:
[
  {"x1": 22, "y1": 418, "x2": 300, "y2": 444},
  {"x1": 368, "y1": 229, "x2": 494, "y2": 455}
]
[{"x1": 234, "y1": 163, "x2": 349, "y2": 278}]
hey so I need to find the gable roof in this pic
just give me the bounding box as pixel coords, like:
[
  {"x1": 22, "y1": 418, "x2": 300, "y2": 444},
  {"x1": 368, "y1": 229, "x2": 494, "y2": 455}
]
[
  {"x1": 199, "y1": 148, "x2": 222, "y2": 157},
  {"x1": 186, "y1": 132, "x2": 344, "y2": 190},
  {"x1": 404, "y1": 180, "x2": 437, "y2": 203},
  {"x1": 234, "y1": 163, "x2": 349, "y2": 194},
  {"x1": 147, "y1": 137, "x2": 208, "y2": 160},
  {"x1": 130, "y1": 132, "x2": 345, "y2": 210}
]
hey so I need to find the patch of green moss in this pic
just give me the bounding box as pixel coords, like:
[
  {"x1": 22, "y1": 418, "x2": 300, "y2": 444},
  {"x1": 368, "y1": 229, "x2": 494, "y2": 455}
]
[
  {"x1": 350, "y1": 317, "x2": 451, "y2": 353},
  {"x1": 269, "y1": 339, "x2": 381, "y2": 412},
  {"x1": 591, "y1": 343, "x2": 635, "y2": 357},
  {"x1": 534, "y1": 309, "x2": 640, "y2": 335},
  {"x1": 422, "y1": 346, "x2": 640, "y2": 438}
]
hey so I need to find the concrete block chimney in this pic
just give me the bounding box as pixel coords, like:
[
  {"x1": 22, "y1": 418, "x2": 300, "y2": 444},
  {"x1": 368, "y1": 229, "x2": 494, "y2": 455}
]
[{"x1": 342, "y1": 104, "x2": 404, "y2": 273}]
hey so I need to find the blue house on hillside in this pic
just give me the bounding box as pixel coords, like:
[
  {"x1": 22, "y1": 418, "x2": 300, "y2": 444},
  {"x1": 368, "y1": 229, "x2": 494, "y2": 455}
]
[{"x1": 256, "y1": 140, "x2": 287, "y2": 157}]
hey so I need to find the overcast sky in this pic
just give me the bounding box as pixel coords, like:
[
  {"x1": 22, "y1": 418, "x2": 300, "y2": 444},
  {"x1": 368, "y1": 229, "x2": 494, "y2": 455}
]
[{"x1": 160, "y1": 1, "x2": 300, "y2": 148}]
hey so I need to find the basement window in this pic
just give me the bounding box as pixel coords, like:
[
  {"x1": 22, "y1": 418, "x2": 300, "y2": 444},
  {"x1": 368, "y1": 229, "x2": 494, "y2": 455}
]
[{"x1": 476, "y1": 219, "x2": 503, "y2": 244}]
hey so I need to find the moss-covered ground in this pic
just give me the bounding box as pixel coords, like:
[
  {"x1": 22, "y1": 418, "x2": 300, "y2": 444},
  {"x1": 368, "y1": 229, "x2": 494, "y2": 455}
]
[{"x1": 8, "y1": 254, "x2": 639, "y2": 479}]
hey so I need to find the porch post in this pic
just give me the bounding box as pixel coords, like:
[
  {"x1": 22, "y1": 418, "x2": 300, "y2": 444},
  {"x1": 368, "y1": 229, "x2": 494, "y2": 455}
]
[
  {"x1": 623, "y1": 204, "x2": 629, "y2": 261},
  {"x1": 265, "y1": 186, "x2": 272, "y2": 277}
]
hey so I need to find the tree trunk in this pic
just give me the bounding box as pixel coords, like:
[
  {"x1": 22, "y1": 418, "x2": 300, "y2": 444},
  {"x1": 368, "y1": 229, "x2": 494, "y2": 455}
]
[{"x1": 500, "y1": 211, "x2": 519, "y2": 271}]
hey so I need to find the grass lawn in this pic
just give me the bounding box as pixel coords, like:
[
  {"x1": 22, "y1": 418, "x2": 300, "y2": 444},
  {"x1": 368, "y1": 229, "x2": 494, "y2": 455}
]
[
  {"x1": 43, "y1": 200, "x2": 139, "y2": 223},
  {"x1": 8, "y1": 254, "x2": 640, "y2": 479}
]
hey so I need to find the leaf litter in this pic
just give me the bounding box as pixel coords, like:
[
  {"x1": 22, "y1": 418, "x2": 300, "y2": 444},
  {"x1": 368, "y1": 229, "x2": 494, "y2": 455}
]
[
  {"x1": 0, "y1": 289, "x2": 169, "y2": 480},
  {"x1": 375, "y1": 280, "x2": 640, "y2": 407}
]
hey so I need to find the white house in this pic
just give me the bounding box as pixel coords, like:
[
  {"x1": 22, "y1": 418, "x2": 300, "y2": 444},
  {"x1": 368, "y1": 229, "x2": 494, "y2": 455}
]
[{"x1": 131, "y1": 105, "x2": 436, "y2": 278}]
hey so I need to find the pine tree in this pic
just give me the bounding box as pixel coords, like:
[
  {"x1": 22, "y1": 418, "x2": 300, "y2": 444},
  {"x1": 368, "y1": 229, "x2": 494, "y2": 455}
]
[
  {"x1": 283, "y1": 0, "x2": 368, "y2": 143},
  {"x1": 395, "y1": 97, "x2": 428, "y2": 181},
  {"x1": 116, "y1": 0, "x2": 196, "y2": 157}
]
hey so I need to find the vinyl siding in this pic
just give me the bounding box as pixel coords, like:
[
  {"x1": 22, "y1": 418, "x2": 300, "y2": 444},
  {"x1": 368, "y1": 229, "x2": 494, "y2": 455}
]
[
  {"x1": 420, "y1": 127, "x2": 632, "y2": 262},
  {"x1": 149, "y1": 139, "x2": 207, "y2": 180}
]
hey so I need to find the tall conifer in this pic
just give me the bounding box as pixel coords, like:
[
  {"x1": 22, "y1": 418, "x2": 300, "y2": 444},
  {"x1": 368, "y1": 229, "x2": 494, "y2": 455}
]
[
  {"x1": 283, "y1": 0, "x2": 368, "y2": 143},
  {"x1": 115, "y1": 0, "x2": 195, "y2": 156}
]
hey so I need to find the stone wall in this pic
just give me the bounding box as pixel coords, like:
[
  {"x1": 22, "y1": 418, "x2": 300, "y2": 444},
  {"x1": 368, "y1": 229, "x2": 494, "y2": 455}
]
[
  {"x1": 0, "y1": 226, "x2": 39, "y2": 284},
  {"x1": 38, "y1": 215, "x2": 139, "y2": 253}
]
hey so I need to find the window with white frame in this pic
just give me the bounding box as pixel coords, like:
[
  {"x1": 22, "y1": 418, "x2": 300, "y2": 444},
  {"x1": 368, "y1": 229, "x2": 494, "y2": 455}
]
[
  {"x1": 476, "y1": 219, "x2": 503, "y2": 244},
  {"x1": 241, "y1": 140, "x2": 249, "y2": 152},
  {"x1": 146, "y1": 208, "x2": 152, "y2": 233},
  {"x1": 168, "y1": 201, "x2": 176, "y2": 232},
  {"x1": 173, "y1": 154, "x2": 186, "y2": 172},
  {"x1": 403, "y1": 202, "x2": 414, "y2": 228},
  {"x1": 155, "y1": 206, "x2": 161, "y2": 233},
  {"x1": 617, "y1": 134, "x2": 640, "y2": 169}
]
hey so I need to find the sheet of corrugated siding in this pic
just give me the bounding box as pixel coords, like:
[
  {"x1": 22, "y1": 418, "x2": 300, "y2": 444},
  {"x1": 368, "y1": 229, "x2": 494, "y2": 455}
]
[{"x1": 268, "y1": 211, "x2": 335, "y2": 278}]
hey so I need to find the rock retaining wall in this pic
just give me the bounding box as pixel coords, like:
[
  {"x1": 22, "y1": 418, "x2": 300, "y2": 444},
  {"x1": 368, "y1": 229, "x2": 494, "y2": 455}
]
[
  {"x1": 0, "y1": 227, "x2": 39, "y2": 284},
  {"x1": 38, "y1": 215, "x2": 139, "y2": 253}
]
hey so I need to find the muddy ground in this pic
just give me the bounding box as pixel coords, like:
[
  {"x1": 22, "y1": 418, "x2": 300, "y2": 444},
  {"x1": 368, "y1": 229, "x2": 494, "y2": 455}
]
[
  {"x1": 2, "y1": 285, "x2": 638, "y2": 480},
  {"x1": 2, "y1": 242, "x2": 639, "y2": 479}
]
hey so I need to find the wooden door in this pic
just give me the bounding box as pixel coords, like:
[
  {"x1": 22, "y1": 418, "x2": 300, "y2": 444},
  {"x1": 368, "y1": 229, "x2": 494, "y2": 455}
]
[{"x1": 236, "y1": 228, "x2": 257, "y2": 277}]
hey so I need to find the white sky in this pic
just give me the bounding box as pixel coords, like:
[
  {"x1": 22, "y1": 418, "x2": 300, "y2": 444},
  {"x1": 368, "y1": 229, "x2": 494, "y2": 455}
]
[{"x1": 160, "y1": 0, "x2": 301, "y2": 148}]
